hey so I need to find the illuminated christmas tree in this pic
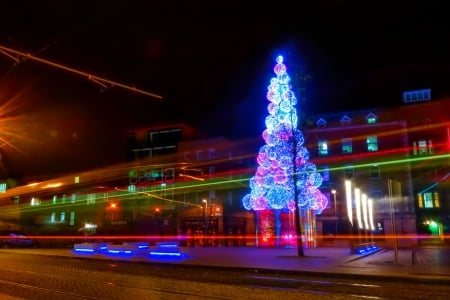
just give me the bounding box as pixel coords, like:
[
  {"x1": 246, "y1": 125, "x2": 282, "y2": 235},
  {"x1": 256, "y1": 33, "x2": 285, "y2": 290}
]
[{"x1": 242, "y1": 55, "x2": 328, "y2": 247}]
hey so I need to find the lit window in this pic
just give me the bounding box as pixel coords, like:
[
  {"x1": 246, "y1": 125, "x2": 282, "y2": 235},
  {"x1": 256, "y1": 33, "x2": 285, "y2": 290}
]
[
  {"x1": 417, "y1": 194, "x2": 423, "y2": 208},
  {"x1": 367, "y1": 136, "x2": 378, "y2": 152},
  {"x1": 52, "y1": 195, "x2": 57, "y2": 204},
  {"x1": 69, "y1": 211, "x2": 75, "y2": 226},
  {"x1": 128, "y1": 184, "x2": 136, "y2": 192},
  {"x1": 434, "y1": 192, "x2": 440, "y2": 208},
  {"x1": 60, "y1": 212, "x2": 66, "y2": 222},
  {"x1": 30, "y1": 197, "x2": 41, "y2": 206},
  {"x1": 318, "y1": 140, "x2": 328, "y2": 156},
  {"x1": 87, "y1": 193, "x2": 96, "y2": 204},
  {"x1": 418, "y1": 140, "x2": 428, "y2": 154},
  {"x1": 366, "y1": 113, "x2": 377, "y2": 124},
  {"x1": 423, "y1": 193, "x2": 433, "y2": 208},
  {"x1": 342, "y1": 138, "x2": 352, "y2": 154},
  {"x1": 0, "y1": 183, "x2": 6, "y2": 193}
]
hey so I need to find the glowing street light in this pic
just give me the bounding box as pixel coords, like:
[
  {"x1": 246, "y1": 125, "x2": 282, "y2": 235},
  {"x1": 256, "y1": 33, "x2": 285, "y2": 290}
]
[
  {"x1": 202, "y1": 199, "x2": 208, "y2": 235},
  {"x1": 331, "y1": 189, "x2": 338, "y2": 235}
]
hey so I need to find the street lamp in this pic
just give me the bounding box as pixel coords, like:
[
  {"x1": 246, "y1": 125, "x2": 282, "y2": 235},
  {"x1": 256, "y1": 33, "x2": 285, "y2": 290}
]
[
  {"x1": 331, "y1": 189, "x2": 337, "y2": 236},
  {"x1": 202, "y1": 199, "x2": 208, "y2": 235}
]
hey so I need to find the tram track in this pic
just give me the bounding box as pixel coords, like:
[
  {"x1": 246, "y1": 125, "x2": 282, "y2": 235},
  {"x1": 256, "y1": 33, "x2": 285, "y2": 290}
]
[{"x1": 0, "y1": 251, "x2": 449, "y2": 299}]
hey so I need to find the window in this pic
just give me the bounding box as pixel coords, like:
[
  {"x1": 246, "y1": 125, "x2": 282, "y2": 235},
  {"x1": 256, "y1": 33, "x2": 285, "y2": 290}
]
[
  {"x1": 60, "y1": 212, "x2": 66, "y2": 222},
  {"x1": 434, "y1": 192, "x2": 440, "y2": 208},
  {"x1": 318, "y1": 140, "x2": 328, "y2": 156},
  {"x1": 367, "y1": 136, "x2": 378, "y2": 152},
  {"x1": 344, "y1": 165, "x2": 354, "y2": 179},
  {"x1": 423, "y1": 193, "x2": 433, "y2": 208},
  {"x1": 316, "y1": 118, "x2": 327, "y2": 128},
  {"x1": 428, "y1": 140, "x2": 433, "y2": 154},
  {"x1": 419, "y1": 192, "x2": 440, "y2": 209},
  {"x1": 418, "y1": 193, "x2": 423, "y2": 208},
  {"x1": 30, "y1": 197, "x2": 41, "y2": 206},
  {"x1": 69, "y1": 211, "x2": 75, "y2": 226},
  {"x1": 369, "y1": 165, "x2": 380, "y2": 179},
  {"x1": 342, "y1": 138, "x2": 352, "y2": 154},
  {"x1": 164, "y1": 168, "x2": 175, "y2": 182},
  {"x1": 184, "y1": 151, "x2": 192, "y2": 161},
  {"x1": 87, "y1": 193, "x2": 96, "y2": 204},
  {"x1": 415, "y1": 140, "x2": 429, "y2": 155},
  {"x1": 209, "y1": 166, "x2": 216, "y2": 177},
  {"x1": 366, "y1": 113, "x2": 377, "y2": 124},
  {"x1": 52, "y1": 195, "x2": 57, "y2": 204},
  {"x1": 340, "y1": 115, "x2": 352, "y2": 126},
  {"x1": 196, "y1": 150, "x2": 203, "y2": 160},
  {"x1": 403, "y1": 89, "x2": 431, "y2": 103},
  {"x1": 0, "y1": 183, "x2": 6, "y2": 193},
  {"x1": 208, "y1": 148, "x2": 216, "y2": 159}
]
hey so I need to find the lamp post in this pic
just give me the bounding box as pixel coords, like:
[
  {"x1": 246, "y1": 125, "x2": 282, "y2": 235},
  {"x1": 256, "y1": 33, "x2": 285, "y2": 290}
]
[
  {"x1": 331, "y1": 189, "x2": 337, "y2": 236},
  {"x1": 388, "y1": 178, "x2": 398, "y2": 263},
  {"x1": 202, "y1": 199, "x2": 208, "y2": 236}
]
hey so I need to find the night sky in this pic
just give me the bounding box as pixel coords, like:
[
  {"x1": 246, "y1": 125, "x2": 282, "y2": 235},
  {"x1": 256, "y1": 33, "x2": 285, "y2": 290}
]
[{"x1": 0, "y1": 1, "x2": 446, "y2": 178}]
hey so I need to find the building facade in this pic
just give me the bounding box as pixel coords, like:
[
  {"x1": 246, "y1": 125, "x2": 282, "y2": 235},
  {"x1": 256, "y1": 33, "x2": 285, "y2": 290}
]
[{"x1": 305, "y1": 89, "x2": 450, "y2": 246}]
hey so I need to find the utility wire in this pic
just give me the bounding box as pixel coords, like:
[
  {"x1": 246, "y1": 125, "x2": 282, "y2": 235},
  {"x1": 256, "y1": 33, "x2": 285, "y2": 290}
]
[{"x1": 0, "y1": 44, "x2": 163, "y2": 100}]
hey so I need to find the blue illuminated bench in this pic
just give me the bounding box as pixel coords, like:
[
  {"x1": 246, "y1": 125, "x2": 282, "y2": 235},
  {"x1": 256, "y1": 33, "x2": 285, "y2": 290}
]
[
  {"x1": 149, "y1": 241, "x2": 182, "y2": 257},
  {"x1": 73, "y1": 242, "x2": 109, "y2": 254},
  {"x1": 106, "y1": 242, "x2": 150, "y2": 255}
]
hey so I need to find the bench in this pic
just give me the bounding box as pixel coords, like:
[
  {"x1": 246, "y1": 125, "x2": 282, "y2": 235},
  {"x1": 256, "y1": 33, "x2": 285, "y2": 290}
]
[
  {"x1": 149, "y1": 241, "x2": 182, "y2": 257},
  {"x1": 107, "y1": 242, "x2": 150, "y2": 255},
  {"x1": 73, "y1": 242, "x2": 109, "y2": 253}
]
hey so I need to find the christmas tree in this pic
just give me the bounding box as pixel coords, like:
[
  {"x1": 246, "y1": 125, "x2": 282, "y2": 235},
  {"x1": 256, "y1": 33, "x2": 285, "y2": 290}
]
[{"x1": 242, "y1": 55, "x2": 328, "y2": 216}]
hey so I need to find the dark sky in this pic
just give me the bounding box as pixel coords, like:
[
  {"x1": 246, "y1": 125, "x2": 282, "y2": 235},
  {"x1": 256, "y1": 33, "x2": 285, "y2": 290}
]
[{"x1": 0, "y1": 0, "x2": 446, "y2": 177}]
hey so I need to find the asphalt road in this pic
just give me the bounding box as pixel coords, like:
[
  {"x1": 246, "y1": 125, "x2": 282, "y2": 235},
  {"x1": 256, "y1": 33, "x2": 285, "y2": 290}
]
[{"x1": 0, "y1": 250, "x2": 449, "y2": 299}]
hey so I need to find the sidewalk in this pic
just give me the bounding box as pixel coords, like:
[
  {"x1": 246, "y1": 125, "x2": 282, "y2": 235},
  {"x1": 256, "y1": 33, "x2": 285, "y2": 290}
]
[{"x1": 4, "y1": 245, "x2": 450, "y2": 284}]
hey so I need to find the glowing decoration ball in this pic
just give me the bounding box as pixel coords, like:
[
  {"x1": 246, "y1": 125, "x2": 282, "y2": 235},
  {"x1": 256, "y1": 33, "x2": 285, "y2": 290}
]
[{"x1": 241, "y1": 54, "x2": 327, "y2": 214}]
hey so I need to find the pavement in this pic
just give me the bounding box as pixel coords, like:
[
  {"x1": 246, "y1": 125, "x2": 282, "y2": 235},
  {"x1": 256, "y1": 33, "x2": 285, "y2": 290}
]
[{"x1": 4, "y1": 243, "x2": 450, "y2": 284}]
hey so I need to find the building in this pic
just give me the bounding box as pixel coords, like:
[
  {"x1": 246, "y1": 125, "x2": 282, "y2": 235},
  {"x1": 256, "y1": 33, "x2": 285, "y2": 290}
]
[
  {"x1": 304, "y1": 89, "x2": 450, "y2": 246},
  {"x1": 1, "y1": 90, "x2": 449, "y2": 248}
]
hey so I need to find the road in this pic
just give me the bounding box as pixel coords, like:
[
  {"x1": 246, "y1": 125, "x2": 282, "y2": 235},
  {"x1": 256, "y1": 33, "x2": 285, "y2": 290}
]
[{"x1": 0, "y1": 250, "x2": 449, "y2": 299}]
